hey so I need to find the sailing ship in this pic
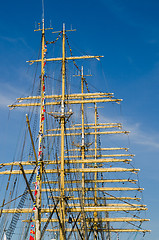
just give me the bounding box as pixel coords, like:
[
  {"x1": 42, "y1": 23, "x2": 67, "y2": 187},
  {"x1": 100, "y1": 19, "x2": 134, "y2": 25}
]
[{"x1": 0, "y1": 12, "x2": 150, "y2": 240}]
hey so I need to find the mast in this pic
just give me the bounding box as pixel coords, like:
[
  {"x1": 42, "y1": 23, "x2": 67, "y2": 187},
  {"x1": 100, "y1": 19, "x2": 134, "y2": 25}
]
[
  {"x1": 81, "y1": 66, "x2": 86, "y2": 238},
  {"x1": 35, "y1": 16, "x2": 45, "y2": 240},
  {"x1": 94, "y1": 102, "x2": 98, "y2": 239},
  {"x1": 60, "y1": 23, "x2": 66, "y2": 240}
]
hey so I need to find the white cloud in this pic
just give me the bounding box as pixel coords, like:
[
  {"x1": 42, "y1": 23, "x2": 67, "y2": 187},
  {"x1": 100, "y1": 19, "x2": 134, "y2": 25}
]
[
  {"x1": 125, "y1": 121, "x2": 159, "y2": 150},
  {"x1": 0, "y1": 35, "x2": 31, "y2": 50},
  {"x1": 0, "y1": 82, "x2": 27, "y2": 109},
  {"x1": 90, "y1": 108, "x2": 159, "y2": 151},
  {"x1": 0, "y1": 93, "x2": 12, "y2": 108}
]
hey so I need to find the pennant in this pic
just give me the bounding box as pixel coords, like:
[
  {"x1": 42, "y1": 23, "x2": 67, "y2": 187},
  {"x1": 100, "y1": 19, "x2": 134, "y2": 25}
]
[
  {"x1": 34, "y1": 182, "x2": 37, "y2": 196},
  {"x1": 29, "y1": 236, "x2": 34, "y2": 240},
  {"x1": 33, "y1": 202, "x2": 36, "y2": 211},
  {"x1": 41, "y1": 114, "x2": 45, "y2": 122},
  {"x1": 38, "y1": 151, "x2": 42, "y2": 157},
  {"x1": 36, "y1": 175, "x2": 40, "y2": 180},
  {"x1": 30, "y1": 229, "x2": 35, "y2": 234},
  {"x1": 37, "y1": 166, "x2": 40, "y2": 175},
  {"x1": 33, "y1": 206, "x2": 36, "y2": 211}
]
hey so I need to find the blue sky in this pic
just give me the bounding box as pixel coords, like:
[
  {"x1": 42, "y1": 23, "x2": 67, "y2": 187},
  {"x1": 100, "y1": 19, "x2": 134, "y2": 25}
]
[{"x1": 0, "y1": 0, "x2": 159, "y2": 239}]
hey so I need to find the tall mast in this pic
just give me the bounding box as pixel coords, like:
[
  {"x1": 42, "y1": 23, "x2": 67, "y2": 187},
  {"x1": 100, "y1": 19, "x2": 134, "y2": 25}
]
[
  {"x1": 94, "y1": 102, "x2": 98, "y2": 239},
  {"x1": 81, "y1": 66, "x2": 86, "y2": 237},
  {"x1": 35, "y1": 16, "x2": 45, "y2": 240},
  {"x1": 60, "y1": 23, "x2": 66, "y2": 240},
  {"x1": 81, "y1": 66, "x2": 85, "y2": 202}
]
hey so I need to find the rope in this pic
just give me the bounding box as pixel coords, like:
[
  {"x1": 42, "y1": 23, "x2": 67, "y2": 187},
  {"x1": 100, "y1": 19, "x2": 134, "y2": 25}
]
[
  {"x1": 6, "y1": 167, "x2": 36, "y2": 240},
  {"x1": 65, "y1": 34, "x2": 81, "y2": 72},
  {"x1": 43, "y1": 169, "x2": 65, "y2": 239}
]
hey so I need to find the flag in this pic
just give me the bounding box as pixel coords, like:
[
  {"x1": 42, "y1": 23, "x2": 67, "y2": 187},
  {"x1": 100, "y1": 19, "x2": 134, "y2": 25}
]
[
  {"x1": 41, "y1": 115, "x2": 45, "y2": 122},
  {"x1": 33, "y1": 202, "x2": 36, "y2": 211},
  {"x1": 38, "y1": 151, "x2": 42, "y2": 157},
  {"x1": 30, "y1": 229, "x2": 35, "y2": 234},
  {"x1": 29, "y1": 236, "x2": 34, "y2": 240},
  {"x1": 34, "y1": 182, "x2": 37, "y2": 196}
]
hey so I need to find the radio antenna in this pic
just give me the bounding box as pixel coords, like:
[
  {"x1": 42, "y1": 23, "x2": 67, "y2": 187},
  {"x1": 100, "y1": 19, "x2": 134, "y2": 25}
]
[{"x1": 42, "y1": 0, "x2": 44, "y2": 20}]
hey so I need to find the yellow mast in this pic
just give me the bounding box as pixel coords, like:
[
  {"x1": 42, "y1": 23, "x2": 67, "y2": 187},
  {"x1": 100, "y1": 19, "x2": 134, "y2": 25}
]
[
  {"x1": 60, "y1": 23, "x2": 66, "y2": 240},
  {"x1": 81, "y1": 66, "x2": 86, "y2": 238},
  {"x1": 35, "y1": 17, "x2": 45, "y2": 240},
  {"x1": 94, "y1": 103, "x2": 98, "y2": 239}
]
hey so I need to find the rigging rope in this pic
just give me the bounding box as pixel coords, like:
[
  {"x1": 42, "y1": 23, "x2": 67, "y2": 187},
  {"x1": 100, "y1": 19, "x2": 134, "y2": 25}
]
[
  {"x1": 65, "y1": 34, "x2": 81, "y2": 72},
  {"x1": 43, "y1": 169, "x2": 65, "y2": 239},
  {"x1": 6, "y1": 167, "x2": 36, "y2": 240}
]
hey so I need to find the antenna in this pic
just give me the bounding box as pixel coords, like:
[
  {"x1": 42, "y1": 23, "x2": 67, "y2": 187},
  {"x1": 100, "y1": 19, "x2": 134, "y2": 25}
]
[{"x1": 42, "y1": 0, "x2": 44, "y2": 20}]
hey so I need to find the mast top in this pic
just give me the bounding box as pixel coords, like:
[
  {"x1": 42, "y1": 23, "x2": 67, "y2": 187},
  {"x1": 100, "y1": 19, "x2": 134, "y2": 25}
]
[
  {"x1": 42, "y1": 0, "x2": 44, "y2": 21},
  {"x1": 63, "y1": 23, "x2": 65, "y2": 32}
]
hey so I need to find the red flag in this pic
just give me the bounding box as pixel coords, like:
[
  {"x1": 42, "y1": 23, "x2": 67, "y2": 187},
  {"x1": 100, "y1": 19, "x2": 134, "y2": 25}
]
[
  {"x1": 29, "y1": 236, "x2": 34, "y2": 240},
  {"x1": 38, "y1": 151, "x2": 42, "y2": 156},
  {"x1": 41, "y1": 115, "x2": 45, "y2": 122},
  {"x1": 34, "y1": 182, "x2": 37, "y2": 196},
  {"x1": 30, "y1": 229, "x2": 35, "y2": 234}
]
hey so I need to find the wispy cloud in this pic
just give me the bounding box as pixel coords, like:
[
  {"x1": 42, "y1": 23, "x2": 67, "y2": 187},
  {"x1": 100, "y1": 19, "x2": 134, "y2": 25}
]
[
  {"x1": 0, "y1": 93, "x2": 13, "y2": 108},
  {"x1": 0, "y1": 82, "x2": 27, "y2": 109},
  {"x1": 0, "y1": 35, "x2": 31, "y2": 50},
  {"x1": 87, "y1": 108, "x2": 159, "y2": 151},
  {"x1": 124, "y1": 121, "x2": 159, "y2": 150}
]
